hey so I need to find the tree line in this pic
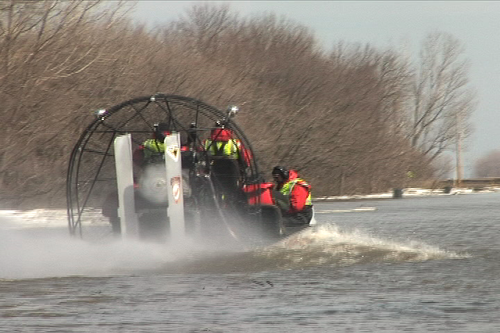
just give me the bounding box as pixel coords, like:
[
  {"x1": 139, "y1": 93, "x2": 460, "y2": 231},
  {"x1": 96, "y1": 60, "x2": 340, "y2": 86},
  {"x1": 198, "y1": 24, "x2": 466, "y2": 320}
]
[{"x1": 0, "y1": 1, "x2": 476, "y2": 208}]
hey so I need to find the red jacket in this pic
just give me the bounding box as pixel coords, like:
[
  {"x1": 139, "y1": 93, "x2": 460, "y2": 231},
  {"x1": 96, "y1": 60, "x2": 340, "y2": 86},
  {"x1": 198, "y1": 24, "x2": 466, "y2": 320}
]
[
  {"x1": 277, "y1": 170, "x2": 311, "y2": 213},
  {"x1": 207, "y1": 128, "x2": 252, "y2": 166}
]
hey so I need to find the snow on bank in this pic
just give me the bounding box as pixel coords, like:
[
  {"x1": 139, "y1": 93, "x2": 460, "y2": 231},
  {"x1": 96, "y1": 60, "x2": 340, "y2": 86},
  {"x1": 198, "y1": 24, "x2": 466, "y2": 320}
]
[
  {"x1": 0, "y1": 209, "x2": 68, "y2": 229},
  {"x1": 314, "y1": 186, "x2": 500, "y2": 201},
  {"x1": 1, "y1": 187, "x2": 499, "y2": 229}
]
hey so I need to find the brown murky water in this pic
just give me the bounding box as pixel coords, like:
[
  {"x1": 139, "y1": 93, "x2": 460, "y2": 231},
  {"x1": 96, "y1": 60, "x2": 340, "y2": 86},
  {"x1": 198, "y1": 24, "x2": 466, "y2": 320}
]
[{"x1": 1, "y1": 192, "x2": 499, "y2": 332}]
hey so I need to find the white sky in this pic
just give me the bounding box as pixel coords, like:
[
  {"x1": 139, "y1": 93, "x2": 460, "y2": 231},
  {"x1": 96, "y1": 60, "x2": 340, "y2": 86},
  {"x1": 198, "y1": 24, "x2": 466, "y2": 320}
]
[{"x1": 131, "y1": 1, "x2": 500, "y2": 176}]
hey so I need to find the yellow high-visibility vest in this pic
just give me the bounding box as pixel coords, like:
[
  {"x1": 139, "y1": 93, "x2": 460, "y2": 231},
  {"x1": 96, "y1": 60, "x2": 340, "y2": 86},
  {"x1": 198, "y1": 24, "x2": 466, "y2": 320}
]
[
  {"x1": 143, "y1": 139, "x2": 165, "y2": 160},
  {"x1": 204, "y1": 139, "x2": 241, "y2": 159},
  {"x1": 280, "y1": 178, "x2": 312, "y2": 206}
]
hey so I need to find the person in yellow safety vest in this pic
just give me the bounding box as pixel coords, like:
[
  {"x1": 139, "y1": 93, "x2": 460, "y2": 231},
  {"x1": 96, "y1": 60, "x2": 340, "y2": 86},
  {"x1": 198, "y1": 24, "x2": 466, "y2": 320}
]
[
  {"x1": 271, "y1": 166, "x2": 313, "y2": 226},
  {"x1": 203, "y1": 125, "x2": 252, "y2": 167},
  {"x1": 133, "y1": 123, "x2": 170, "y2": 168},
  {"x1": 204, "y1": 124, "x2": 252, "y2": 204}
]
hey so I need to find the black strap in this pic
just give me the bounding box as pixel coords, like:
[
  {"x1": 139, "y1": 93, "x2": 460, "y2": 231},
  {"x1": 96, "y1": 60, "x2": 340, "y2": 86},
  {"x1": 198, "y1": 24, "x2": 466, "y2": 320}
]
[{"x1": 213, "y1": 141, "x2": 228, "y2": 156}]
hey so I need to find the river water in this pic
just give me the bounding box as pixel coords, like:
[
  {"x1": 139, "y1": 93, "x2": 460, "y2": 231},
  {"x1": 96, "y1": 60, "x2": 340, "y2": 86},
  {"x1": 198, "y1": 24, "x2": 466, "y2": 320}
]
[{"x1": 1, "y1": 192, "x2": 499, "y2": 332}]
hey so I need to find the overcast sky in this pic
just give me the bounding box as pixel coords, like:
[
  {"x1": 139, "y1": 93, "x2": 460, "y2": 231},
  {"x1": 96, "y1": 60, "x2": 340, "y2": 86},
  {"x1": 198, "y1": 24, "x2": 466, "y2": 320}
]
[{"x1": 132, "y1": 1, "x2": 500, "y2": 176}]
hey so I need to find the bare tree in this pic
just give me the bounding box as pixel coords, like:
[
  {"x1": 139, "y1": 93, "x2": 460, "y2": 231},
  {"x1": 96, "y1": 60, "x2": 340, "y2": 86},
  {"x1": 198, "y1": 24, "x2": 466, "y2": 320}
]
[
  {"x1": 0, "y1": 0, "x2": 131, "y2": 207},
  {"x1": 408, "y1": 32, "x2": 476, "y2": 162},
  {"x1": 2, "y1": 3, "x2": 472, "y2": 207},
  {"x1": 172, "y1": 2, "x2": 237, "y2": 57},
  {"x1": 432, "y1": 154, "x2": 454, "y2": 180}
]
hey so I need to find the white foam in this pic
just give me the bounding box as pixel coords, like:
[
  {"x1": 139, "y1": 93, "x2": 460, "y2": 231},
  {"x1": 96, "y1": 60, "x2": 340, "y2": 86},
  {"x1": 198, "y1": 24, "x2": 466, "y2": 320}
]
[
  {"x1": 273, "y1": 223, "x2": 465, "y2": 261},
  {"x1": 0, "y1": 210, "x2": 467, "y2": 278},
  {"x1": 0, "y1": 209, "x2": 252, "y2": 279}
]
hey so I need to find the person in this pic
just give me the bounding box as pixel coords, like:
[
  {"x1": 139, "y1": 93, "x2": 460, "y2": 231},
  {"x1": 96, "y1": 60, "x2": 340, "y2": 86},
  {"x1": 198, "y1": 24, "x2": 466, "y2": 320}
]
[
  {"x1": 271, "y1": 166, "x2": 313, "y2": 227},
  {"x1": 133, "y1": 122, "x2": 170, "y2": 168},
  {"x1": 203, "y1": 123, "x2": 252, "y2": 204},
  {"x1": 134, "y1": 122, "x2": 198, "y2": 203},
  {"x1": 203, "y1": 122, "x2": 252, "y2": 167}
]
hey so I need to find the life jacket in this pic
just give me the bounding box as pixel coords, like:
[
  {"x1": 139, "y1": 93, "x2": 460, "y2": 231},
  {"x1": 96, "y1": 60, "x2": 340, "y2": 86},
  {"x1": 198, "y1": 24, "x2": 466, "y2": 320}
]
[
  {"x1": 204, "y1": 139, "x2": 242, "y2": 159},
  {"x1": 143, "y1": 139, "x2": 165, "y2": 162},
  {"x1": 279, "y1": 171, "x2": 312, "y2": 206}
]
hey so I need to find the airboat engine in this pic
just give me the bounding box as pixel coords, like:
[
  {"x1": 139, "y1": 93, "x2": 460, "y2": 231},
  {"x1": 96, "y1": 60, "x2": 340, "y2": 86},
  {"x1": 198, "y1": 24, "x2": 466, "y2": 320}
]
[{"x1": 114, "y1": 132, "x2": 185, "y2": 241}]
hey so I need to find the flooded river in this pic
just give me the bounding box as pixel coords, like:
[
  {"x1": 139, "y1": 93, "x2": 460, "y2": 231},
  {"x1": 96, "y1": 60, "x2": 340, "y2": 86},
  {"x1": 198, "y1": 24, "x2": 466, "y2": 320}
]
[{"x1": 1, "y1": 192, "x2": 499, "y2": 332}]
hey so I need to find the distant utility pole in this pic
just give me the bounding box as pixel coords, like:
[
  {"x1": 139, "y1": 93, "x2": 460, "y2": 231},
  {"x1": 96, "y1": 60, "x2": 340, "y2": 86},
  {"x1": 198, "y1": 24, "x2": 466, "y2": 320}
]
[{"x1": 455, "y1": 112, "x2": 464, "y2": 187}]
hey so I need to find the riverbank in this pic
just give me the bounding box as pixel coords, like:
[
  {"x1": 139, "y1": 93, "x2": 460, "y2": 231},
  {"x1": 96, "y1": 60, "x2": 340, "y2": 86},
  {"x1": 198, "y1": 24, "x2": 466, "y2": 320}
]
[{"x1": 313, "y1": 186, "x2": 500, "y2": 202}]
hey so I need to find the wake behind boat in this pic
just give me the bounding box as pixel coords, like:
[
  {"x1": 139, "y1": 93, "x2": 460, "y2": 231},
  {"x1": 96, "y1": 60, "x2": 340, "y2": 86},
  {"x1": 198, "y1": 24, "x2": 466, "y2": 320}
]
[{"x1": 66, "y1": 94, "x2": 315, "y2": 247}]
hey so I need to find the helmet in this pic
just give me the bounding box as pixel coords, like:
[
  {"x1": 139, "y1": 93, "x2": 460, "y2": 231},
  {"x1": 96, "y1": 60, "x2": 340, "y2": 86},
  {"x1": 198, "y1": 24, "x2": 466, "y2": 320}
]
[
  {"x1": 210, "y1": 128, "x2": 233, "y2": 141},
  {"x1": 154, "y1": 123, "x2": 170, "y2": 141},
  {"x1": 272, "y1": 166, "x2": 289, "y2": 180}
]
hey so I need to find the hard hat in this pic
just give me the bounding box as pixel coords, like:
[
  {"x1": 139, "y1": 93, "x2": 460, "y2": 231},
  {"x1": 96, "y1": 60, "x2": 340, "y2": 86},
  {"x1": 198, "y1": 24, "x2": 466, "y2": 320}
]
[
  {"x1": 272, "y1": 166, "x2": 289, "y2": 180},
  {"x1": 154, "y1": 123, "x2": 170, "y2": 141},
  {"x1": 210, "y1": 128, "x2": 233, "y2": 141}
]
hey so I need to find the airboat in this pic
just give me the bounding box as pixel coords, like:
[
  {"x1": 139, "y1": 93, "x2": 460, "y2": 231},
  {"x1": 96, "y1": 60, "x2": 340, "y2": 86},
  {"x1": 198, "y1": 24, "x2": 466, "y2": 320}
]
[{"x1": 66, "y1": 94, "x2": 308, "y2": 246}]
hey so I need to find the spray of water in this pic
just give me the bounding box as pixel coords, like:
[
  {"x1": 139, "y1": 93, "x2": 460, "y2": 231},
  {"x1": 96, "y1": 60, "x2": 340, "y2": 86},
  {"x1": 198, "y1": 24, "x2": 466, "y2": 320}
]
[
  {"x1": 259, "y1": 223, "x2": 467, "y2": 269},
  {"x1": 0, "y1": 210, "x2": 468, "y2": 278},
  {"x1": 0, "y1": 210, "x2": 254, "y2": 279},
  {"x1": 0, "y1": 225, "x2": 169, "y2": 279}
]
